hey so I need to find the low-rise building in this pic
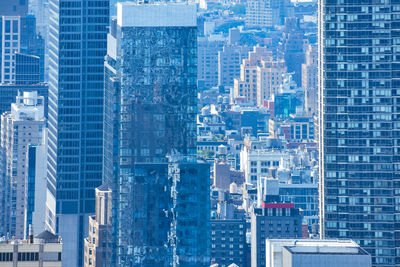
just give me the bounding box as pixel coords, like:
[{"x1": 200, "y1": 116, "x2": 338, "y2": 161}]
[
  {"x1": 0, "y1": 230, "x2": 62, "y2": 267},
  {"x1": 265, "y1": 239, "x2": 371, "y2": 267}
]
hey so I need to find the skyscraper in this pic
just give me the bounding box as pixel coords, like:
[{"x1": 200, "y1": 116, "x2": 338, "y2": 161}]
[
  {"x1": 48, "y1": 0, "x2": 109, "y2": 266},
  {"x1": 319, "y1": 1, "x2": 400, "y2": 266},
  {"x1": 103, "y1": 3, "x2": 209, "y2": 266}
]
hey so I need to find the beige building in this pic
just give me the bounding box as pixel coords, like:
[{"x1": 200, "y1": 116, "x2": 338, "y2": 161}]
[
  {"x1": 84, "y1": 185, "x2": 112, "y2": 267},
  {"x1": 301, "y1": 44, "x2": 318, "y2": 115},
  {"x1": 245, "y1": 0, "x2": 280, "y2": 28},
  {"x1": 234, "y1": 47, "x2": 286, "y2": 106},
  {"x1": 0, "y1": 91, "x2": 45, "y2": 239},
  {"x1": 256, "y1": 59, "x2": 286, "y2": 106},
  {"x1": 0, "y1": 230, "x2": 62, "y2": 267}
]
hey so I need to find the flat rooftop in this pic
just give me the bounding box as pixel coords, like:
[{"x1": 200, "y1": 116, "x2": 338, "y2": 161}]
[{"x1": 117, "y1": 2, "x2": 197, "y2": 27}]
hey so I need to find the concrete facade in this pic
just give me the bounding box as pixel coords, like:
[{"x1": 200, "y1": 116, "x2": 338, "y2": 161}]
[
  {"x1": 0, "y1": 91, "x2": 45, "y2": 239},
  {"x1": 266, "y1": 239, "x2": 371, "y2": 267}
]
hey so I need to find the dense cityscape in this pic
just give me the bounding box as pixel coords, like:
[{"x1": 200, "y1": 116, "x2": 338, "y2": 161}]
[{"x1": 0, "y1": 0, "x2": 396, "y2": 266}]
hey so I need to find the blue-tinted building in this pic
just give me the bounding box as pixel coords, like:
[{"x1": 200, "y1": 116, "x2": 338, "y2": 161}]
[
  {"x1": 48, "y1": 0, "x2": 109, "y2": 266},
  {"x1": 103, "y1": 3, "x2": 209, "y2": 266}
]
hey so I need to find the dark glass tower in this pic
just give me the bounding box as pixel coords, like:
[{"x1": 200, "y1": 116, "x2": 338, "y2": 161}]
[
  {"x1": 48, "y1": 0, "x2": 109, "y2": 266},
  {"x1": 319, "y1": 1, "x2": 400, "y2": 266},
  {"x1": 103, "y1": 3, "x2": 209, "y2": 266}
]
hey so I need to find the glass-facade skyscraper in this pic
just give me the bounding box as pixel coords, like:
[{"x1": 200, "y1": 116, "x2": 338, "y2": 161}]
[
  {"x1": 319, "y1": 1, "x2": 400, "y2": 266},
  {"x1": 103, "y1": 3, "x2": 209, "y2": 266},
  {"x1": 48, "y1": 0, "x2": 109, "y2": 266}
]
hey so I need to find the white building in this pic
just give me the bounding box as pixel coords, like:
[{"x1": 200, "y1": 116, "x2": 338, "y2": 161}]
[
  {"x1": 0, "y1": 91, "x2": 46, "y2": 239},
  {"x1": 265, "y1": 239, "x2": 371, "y2": 267},
  {"x1": 240, "y1": 145, "x2": 289, "y2": 185}
]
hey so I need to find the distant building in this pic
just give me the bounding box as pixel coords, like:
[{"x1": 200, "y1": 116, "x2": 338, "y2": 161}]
[
  {"x1": 218, "y1": 45, "x2": 251, "y2": 88},
  {"x1": 240, "y1": 145, "x2": 289, "y2": 185},
  {"x1": 256, "y1": 59, "x2": 286, "y2": 106},
  {"x1": 0, "y1": 91, "x2": 46, "y2": 239},
  {"x1": 222, "y1": 107, "x2": 270, "y2": 137},
  {"x1": 0, "y1": 15, "x2": 44, "y2": 84},
  {"x1": 233, "y1": 47, "x2": 272, "y2": 105},
  {"x1": 233, "y1": 47, "x2": 286, "y2": 106},
  {"x1": 258, "y1": 177, "x2": 318, "y2": 232},
  {"x1": 213, "y1": 160, "x2": 245, "y2": 190},
  {"x1": 269, "y1": 115, "x2": 314, "y2": 141},
  {"x1": 84, "y1": 186, "x2": 112, "y2": 267},
  {"x1": 15, "y1": 53, "x2": 40, "y2": 85},
  {"x1": 251, "y1": 202, "x2": 302, "y2": 267},
  {"x1": 211, "y1": 219, "x2": 247, "y2": 267},
  {"x1": 301, "y1": 45, "x2": 317, "y2": 115},
  {"x1": 0, "y1": 230, "x2": 62, "y2": 267},
  {"x1": 198, "y1": 34, "x2": 226, "y2": 90},
  {"x1": 279, "y1": 18, "x2": 307, "y2": 86},
  {"x1": 0, "y1": 0, "x2": 28, "y2": 16},
  {"x1": 245, "y1": 0, "x2": 292, "y2": 28},
  {"x1": 265, "y1": 239, "x2": 372, "y2": 267}
]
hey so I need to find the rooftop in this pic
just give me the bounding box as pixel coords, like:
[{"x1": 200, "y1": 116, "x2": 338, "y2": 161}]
[{"x1": 117, "y1": 2, "x2": 197, "y2": 27}]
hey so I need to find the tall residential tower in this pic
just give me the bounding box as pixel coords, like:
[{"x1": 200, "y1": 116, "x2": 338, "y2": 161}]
[{"x1": 319, "y1": 1, "x2": 400, "y2": 266}]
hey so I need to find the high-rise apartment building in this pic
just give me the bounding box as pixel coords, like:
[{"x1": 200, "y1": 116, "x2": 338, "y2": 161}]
[
  {"x1": 103, "y1": 3, "x2": 209, "y2": 266},
  {"x1": 233, "y1": 46, "x2": 272, "y2": 105},
  {"x1": 0, "y1": 91, "x2": 46, "y2": 239},
  {"x1": 48, "y1": 0, "x2": 109, "y2": 265},
  {"x1": 319, "y1": 1, "x2": 400, "y2": 266}
]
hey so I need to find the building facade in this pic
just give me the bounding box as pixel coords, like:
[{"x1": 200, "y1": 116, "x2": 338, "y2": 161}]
[
  {"x1": 319, "y1": 1, "x2": 400, "y2": 266},
  {"x1": 198, "y1": 34, "x2": 226, "y2": 90},
  {"x1": 218, "y1": 45, "x2": 250, "y2": 88},
  {"x1": 301, "y1": 44, "x2": 317, "y2": 115},
  {"x1": 211, "y1": 219, "x2": 247, "y2": 267},
  {"x1": 47, "y1": 0, "x2": 109, "y2": 265},
  {"x1": 103, "y1": 3, "x2": 209, "y2": 266},
  {"x1": 0, "y1": 15, "x2": 44, "y2": 84},
  {"x1": 251, "y1": 203, "x2": 303, "y2": 267},
  {"x1": 84, "y1": 186, "x2": 112, "y2": 267},
  {"x1": 0, "y1": 91, "x2": 45, "y2": 239},
  {"x1": 233, "y1": 46, "x2": 272, "y2": 105},
  {"x1": 0, "y1": 230, "x2": 62, "y2": 267}
]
